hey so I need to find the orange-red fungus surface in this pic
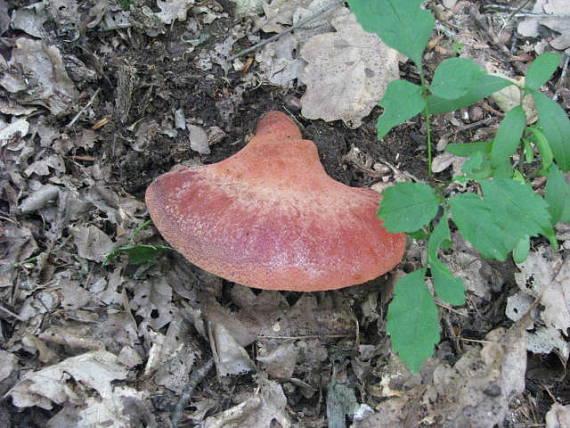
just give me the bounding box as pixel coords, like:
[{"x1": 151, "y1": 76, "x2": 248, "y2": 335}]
[{"x1": 145, "y1": 111, "x2": 406, "y2": 291}]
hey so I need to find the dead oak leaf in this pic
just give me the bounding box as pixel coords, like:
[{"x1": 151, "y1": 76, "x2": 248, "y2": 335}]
[{"x1": 300, "y1": 8, "x2": 399, "y2": 128}]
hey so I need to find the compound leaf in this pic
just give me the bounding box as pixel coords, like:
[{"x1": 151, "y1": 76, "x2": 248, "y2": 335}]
[
  {"x1": 450, "y1": 179, "x2": 554, "y2": 260},
  {"x1": 377, "y1": 80, "x2": 426, "y2": 139},
  {"x1": 525, "y1": 52, "x2": 560, "y2": 91},
  {"x1": 377, "y1": 182, "x2": 440, "y2": 233},
  {"x1": 387, "y1": 269, "x2": 440, "y2": 373},
  {"x1": 347, "y1": 0, "x2": 434, "y2": 67}
]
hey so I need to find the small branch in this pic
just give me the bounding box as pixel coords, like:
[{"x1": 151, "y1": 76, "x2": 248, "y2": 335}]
[
  {"x1": 171, "y1": 358, "x2": 214, "y2": 427},
  {"x1": 228, "y1": 0, "x2": 344, "y2": 61},
  {"x1": 66, "y1": 88, "x2": 101, "y2": 128},
  {"x1": 0, "y1": 304, "x2": 25, "y2": 322}
]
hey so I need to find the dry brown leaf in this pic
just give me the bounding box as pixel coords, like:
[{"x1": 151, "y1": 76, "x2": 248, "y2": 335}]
[
  {"x1": 518, "y1": 0, "x2": 570, "y2": 54},
  {"x1": 0, "y1": 38, "x2": 79, "y2": 116},
  {"x1": 203, "y1": 377, "x2": 291, "y2": 428},
  {"x1": 300, "y1": 8, "x2": 399, "y2": 127},
  {"x1": 546, "y1": 403, "x2": 570, "y2": 428},
  {"x1": 71, "y1": 225, "x2": 115, "y2": 263}
]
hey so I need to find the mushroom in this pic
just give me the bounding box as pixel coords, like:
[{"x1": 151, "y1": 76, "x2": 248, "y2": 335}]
[{"x1": 145, "y1": 112, "x2": 406, "y2": 291}]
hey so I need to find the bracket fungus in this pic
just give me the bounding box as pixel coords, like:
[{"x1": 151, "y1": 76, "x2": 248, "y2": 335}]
[{"x1": 145, "y1": 112, "x2": 406, "y2": 291}]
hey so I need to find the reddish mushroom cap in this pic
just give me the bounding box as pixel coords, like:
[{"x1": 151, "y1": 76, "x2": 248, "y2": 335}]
[{"x1": 145, "y1": 112, "x2": 406, "y2": 291}]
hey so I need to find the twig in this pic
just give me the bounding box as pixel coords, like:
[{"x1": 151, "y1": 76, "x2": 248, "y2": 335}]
[
  {"x1": 441, "y1": 117, "x2": 495, "y2": 139},
  {"x1": 484, "y1": 4, "x2": 570, "y2": 19},
  {"x1": 171, "y1": 358, "x2": 214, "y2": 427},
  {"x1": 228, "y1": 0, "x2": 344, "y2": 61},
  {"x1": 66, "y1": 88, "x2": 101, "y2": 128},
  {"x1": 0, "y1": 304, "x2": 25, "y2": 322}
]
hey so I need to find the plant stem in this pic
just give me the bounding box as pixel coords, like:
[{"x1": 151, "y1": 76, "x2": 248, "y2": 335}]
[{"x1": 419, "y1": 72, "x2": 433, "y2": 177}]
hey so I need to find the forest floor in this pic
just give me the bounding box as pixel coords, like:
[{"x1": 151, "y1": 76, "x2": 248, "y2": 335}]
[{"x1": 1, "y1": 0, "x2": 569, "y2": 427}]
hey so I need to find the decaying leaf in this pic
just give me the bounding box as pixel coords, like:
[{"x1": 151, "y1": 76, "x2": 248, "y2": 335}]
[
  {"x1": 209, "y1": 322, "x2": 255, "y2": 376},
  {"x1": 506, "y1": 248, "x2": 570, "y2": 360},
  {"x1": 71, "y1": 225, "x2": 115, "y2": 263},
  {"x1": 11, "y1": 3, "x2": 49, "y2": 38},
  {"x1": 8, "y1": 350, "x2": 128, "y2": 410},
  {"x1": 300, "y1": 8, "x2": 400, "y2": 127},
  {"x1": 518, "y1": 0, "x2": 570, "y2": 54},
  {"x1": 256, "y1": 0, "x2": 312, "y2": 33},
  {"x1": 356, "y1": 325, "x2": 527, "y2": 427},
  {"x1": 145, "y1": 319, "x2": 199, "y2": 392},
  {"x1": 546, "y1": 403, "x2": 570, "y2": 428},
  {"x1": 156, "y1": 0, "x2": 195, "y2": 24},
  {"x1": 255, "y1": 33, "x2": 305, "y2": 86},
  {"x1": 203, "y1": 377, "x2": 291, "y2": 428},
  {"x1": 0, "y1": 38, "x2": 78, "y2": 116}
]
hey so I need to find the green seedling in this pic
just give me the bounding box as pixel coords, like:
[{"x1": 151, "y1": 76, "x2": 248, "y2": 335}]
[
  {"x1": 348, "y1": 0, "x2": 570, "y2": 373},
  {"x1": 104, "y1": 220, "x2": 170, "y2": 265}
]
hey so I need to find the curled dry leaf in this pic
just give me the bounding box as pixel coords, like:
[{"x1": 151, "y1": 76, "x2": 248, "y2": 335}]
[
  {"x1": 0, "y1": 38, "x2": 78, "y2": 116},
  {"x1": 300, "y1": 8, "x2": 400, "y2": 128},
  {"x1": 8, "y1": 350, "x2": 127, "y2": 410}
]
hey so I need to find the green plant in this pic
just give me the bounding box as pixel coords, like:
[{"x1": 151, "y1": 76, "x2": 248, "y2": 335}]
[
  {"x1": 348, "y1": 0, "x2": 570, "y2": 372},
  {"x1": 117, "y1": 0, "x2": 134, "y2": 10},
  {"x1": 104, "y1": 220, "x2": 170, "y2": 265}
]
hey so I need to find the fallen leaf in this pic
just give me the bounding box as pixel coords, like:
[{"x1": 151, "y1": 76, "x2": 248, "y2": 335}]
[
  {"x1": 0, "y1": 38, "x2": 79, "y2": 116},
  {"x1": 518, "y1": 0, "x2": 570, "y2": 54},
  {"x1": 8, "y1": 350, "x2": 128, "y2": 410},
  {"x1": 11, "y1": 3, "x2": 49, "y2": 38},
  {"x1": 300, "y1": 8, "x2": 400, "y2": 127},
  {"x1": 188, "y1": 124, "x2": 210, "y2": 154},
  {"x1": 209, "y1": 322, "x2": 255, "y2": 376},
  {"x1": 156, "y1": 0, "x2": 195, "y2": 24},
  {"x1": 546, "y1": 403, "x2": 570, "y2": 428},
  {"x1": 203, "y1": 377, "x2": 291, "y2": 427},
  {"x1": 71, "y1": 225, "x2": 115, "y2": 263}
]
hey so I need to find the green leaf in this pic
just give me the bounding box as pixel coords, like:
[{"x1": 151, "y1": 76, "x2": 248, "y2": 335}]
[
  {"x1": 446, "y1": 141, "x2": 492, "y2": 157},
  {"x1": 531, "y1": 90, "x2": 570, "y2": 171},
  {"x1": 528, "y1": 127, "x2": 554, "y2": 176},
  {"x1": 104, "y1": 244, "x2": 170, "y2": 265},
  {"x1": 427, "y1": 215, "x2": 465, "y2": 305},
  {"x1": 512, "y1": 236, "x2": 530, "y2": 264},
  {"x1": 408, "y1": 229, "x2": 430, "y2": 240},
  {"x1": 387, "y1": 269, "x2": 440, "y2": 373},
  {"x1": 347, "y1": 0, "x2": 434, "y2": 67},
  {"x1": 377, "y1": 80, "x2": 426, "y2": 139},
  {"x1": 525, "y1": 52, "x2": 560, "y2": 91},
  {"x1": 490, "y1": 106, "x2": 526, "y2": 168},
  {"x1": 461, "y1": 152, "x2": 494, "y2": 180},
  {"x1": 545, "y1": 164, "x2": 570, "y2": 224},
  {"x1": 522, "y1": 138, "x2": 535, "y2": 163},
  {"x1": 430, "y1": 58, "x2": 485, "y2": 100},
  {"x1": 377, "y1": 182, "x2": 440, "y2": 233},
  {"x1": 449, "y1": 179, "x2": 554, "y2": 260},
  {"x1": 427, "y1": 74, "x2": 513, "y2": 114}
]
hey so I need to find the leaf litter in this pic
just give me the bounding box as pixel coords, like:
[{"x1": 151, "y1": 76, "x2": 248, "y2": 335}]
[{"x1": 0, "y1": 0, "x2": 568, "y2": 426}]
